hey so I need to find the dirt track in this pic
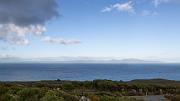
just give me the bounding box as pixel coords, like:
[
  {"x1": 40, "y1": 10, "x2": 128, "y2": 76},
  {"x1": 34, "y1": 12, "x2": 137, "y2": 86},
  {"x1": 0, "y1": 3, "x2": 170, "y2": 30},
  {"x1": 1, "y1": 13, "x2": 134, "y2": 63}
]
[{"x1": 130, "y1": 95, "x2": 166, "y2": 101}]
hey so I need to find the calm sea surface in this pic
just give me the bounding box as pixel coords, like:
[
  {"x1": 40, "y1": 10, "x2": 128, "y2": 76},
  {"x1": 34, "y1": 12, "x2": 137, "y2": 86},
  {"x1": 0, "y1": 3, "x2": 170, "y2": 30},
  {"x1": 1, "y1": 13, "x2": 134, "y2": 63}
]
[{"x1": 0, "y1": 63, "x2": 180, "y2": 81}]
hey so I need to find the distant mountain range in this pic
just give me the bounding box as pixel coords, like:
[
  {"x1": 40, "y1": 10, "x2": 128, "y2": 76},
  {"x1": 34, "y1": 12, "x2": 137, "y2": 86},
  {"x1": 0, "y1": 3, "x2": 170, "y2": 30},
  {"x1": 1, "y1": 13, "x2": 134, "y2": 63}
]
[{"x1": 0, "y1": 56, "x2": 162, "y2": 63}]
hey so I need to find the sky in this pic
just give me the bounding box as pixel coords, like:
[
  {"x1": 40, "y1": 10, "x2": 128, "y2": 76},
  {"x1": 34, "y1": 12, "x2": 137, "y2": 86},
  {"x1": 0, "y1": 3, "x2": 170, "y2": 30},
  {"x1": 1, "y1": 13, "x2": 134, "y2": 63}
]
[{"x1": 0, "y1": 0, "x2": 180, "y2": 62}]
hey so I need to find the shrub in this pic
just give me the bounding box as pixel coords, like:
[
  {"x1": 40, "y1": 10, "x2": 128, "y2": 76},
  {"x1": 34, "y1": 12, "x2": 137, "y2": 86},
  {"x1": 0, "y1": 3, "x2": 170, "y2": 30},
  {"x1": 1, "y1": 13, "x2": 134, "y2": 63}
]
[
  {"x1": 17, "y1": 88, "x2": 42, "y2": 101},
  {"x1": 40, "y1": 95, "x2": 64, "y2": 101},
  {"x1": 62, "y1": 82, "x2": 75, "y2": 91},
  {"x1": 0, "y1": 94, "x2": 20, "y2": 101},
  {"x1": 0, "y1": 87, "x2": 9, "y2": 96}
]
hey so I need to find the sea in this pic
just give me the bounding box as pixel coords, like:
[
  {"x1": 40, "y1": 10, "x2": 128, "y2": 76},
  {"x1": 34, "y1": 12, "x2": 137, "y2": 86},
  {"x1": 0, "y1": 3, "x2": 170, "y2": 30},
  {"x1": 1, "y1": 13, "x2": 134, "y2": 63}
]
[{"x1": 0, "y1": 63, "x2": 180, "y2": 81}]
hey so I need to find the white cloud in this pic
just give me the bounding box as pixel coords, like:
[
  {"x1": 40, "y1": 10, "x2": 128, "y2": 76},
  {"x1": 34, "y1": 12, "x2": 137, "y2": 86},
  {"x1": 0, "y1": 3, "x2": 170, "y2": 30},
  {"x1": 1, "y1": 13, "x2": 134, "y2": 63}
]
[
  {"x1": 0, "y1": 24, "x2": 45, "y2": 45},
  {"x1": 153, "y1": 0, "x2": 171, "y2": 7},
  {"x1": 142, "y1": 10, "x2": 158, "y2": 16},
  {"x1": 0, "y1": 54, "x2": 12, "y2": 58},
  {"x1": 42, "y1": 36, "x2": 81, "y2": 45},
  {"x1": 101, "y1": 6, "x2": 113, "y2": 12},
  {"x1": 0, "y1": 46, "x2": 14, "y2": 50},
  {"x1": 0, "y1": 23, "x2": 81, "y2": 45},
  {"x1": 102, "y1": 1, "x2": 135, "y2": 13}
]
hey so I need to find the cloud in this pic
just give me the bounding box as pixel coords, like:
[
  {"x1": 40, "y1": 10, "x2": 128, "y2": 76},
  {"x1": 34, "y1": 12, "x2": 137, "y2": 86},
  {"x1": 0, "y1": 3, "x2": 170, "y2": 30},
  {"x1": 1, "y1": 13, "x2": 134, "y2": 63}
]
[
  {"x1": 153, "y1": 0, "x2": 171, "y2": 7},
  {"x1": 0, "y1": 46, "x2": 14, "y2": 51},
  {"x1": 42, "y1": 36, "x2": 81, "y2": 45},
  {"x1": 101, "y1": 7, "x2": 112, "y2": 12},
  {"x1": 141, "y1": 10, "x2": 158, "y2": 16},
  {"x1": 0, "y1": 0, "x2": 78, "y2": 45},
  {"x1": 102, "y1": 1, "x2": 135, "y2": 13},
  {"x1": 0, "y1": 0, "x2": 58, "y2": 26},
  {"x1": 0, "y1": 24, "x2": 45, "y2": 45}
]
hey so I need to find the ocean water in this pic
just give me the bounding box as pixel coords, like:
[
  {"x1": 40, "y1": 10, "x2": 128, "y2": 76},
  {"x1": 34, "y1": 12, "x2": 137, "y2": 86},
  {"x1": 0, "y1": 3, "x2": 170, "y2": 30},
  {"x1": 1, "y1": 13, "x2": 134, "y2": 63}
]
[{"x1": 0, "y1": 63, "x2": 180, "y2": 81}]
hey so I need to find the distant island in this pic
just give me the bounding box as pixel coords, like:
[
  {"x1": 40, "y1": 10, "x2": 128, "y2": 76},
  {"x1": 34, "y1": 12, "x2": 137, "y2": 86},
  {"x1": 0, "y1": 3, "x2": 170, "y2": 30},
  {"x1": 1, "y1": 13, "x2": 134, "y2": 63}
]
[{"x1": 0, "y1": 57, "x2": 163, "y2": 63}]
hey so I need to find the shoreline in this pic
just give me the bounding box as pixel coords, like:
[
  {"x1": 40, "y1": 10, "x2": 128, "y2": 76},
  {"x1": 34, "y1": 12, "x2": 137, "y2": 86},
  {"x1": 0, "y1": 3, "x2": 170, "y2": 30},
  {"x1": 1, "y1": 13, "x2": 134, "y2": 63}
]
[{"x1": 1, "y1": 78, "x2": 180, "y2": 82}]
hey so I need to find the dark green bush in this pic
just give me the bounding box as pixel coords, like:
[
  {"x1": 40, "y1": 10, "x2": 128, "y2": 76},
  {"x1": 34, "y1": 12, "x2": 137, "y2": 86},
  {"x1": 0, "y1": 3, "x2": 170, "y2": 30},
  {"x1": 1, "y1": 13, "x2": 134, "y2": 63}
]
[
  {"x1": 0, "y1": 94, "x2": 20, "y2": 101},
  {"x1": 17, "y1": 88, "x2": 42, "y2": 101},
  {"x1": 40, "y1": 95, "x2": 64, "y2": 101}
]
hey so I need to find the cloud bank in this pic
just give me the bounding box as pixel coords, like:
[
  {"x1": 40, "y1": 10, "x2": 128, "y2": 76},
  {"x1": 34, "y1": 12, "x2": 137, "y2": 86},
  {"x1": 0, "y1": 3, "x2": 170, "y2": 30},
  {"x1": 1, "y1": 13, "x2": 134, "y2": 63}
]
[
  {"x1": 0, "y1": 0, "x2": 58, "y2": 45},
  {"x1": 0, "y1": 0, "x2": 58, "y2": 26},
  {"x1": 0, "y1": 0, "x2": 80, "y2": 45}
]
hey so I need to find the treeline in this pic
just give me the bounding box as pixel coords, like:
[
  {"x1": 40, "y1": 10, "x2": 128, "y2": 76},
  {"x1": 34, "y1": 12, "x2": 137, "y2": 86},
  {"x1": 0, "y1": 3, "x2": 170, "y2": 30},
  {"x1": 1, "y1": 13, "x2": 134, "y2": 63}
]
[{"x1": 0, "y1": 79, "x2": 180, "y2": 101}]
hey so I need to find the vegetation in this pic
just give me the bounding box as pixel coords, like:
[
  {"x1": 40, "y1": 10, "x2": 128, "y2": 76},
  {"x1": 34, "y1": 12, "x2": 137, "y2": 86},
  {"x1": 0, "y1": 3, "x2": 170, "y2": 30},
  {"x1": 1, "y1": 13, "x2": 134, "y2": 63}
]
[
  {"x1": 0, "y1": 79, "x2": 180, "y2": 101},
  {"x1": 165, "y1": 94, "x2": 180, "y2": 101}
]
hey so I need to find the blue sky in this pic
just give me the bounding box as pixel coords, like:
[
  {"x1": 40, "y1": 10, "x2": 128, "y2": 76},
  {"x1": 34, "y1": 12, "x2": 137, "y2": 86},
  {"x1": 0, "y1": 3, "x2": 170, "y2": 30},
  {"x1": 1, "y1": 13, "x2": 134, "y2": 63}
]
[{"x1": 0, "y1": 0, "x2": 180, "y2": 62}]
